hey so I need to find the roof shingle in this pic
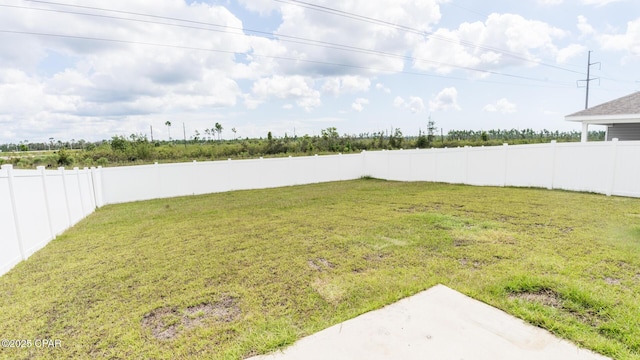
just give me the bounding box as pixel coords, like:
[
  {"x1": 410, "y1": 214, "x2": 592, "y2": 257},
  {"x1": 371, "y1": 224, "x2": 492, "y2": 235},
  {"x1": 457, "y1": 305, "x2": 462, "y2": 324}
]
[{"x1": 567, "y1": 91, "x2": 640, "y2": 117}]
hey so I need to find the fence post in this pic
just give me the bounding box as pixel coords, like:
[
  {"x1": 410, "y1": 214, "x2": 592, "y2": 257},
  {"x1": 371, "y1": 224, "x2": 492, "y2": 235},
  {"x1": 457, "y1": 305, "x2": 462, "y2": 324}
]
[
  {"x1": 464, "y1": 146, "x2": 470, "y2": 184},
  {"x1": 502, "y1": 143, "x2": 509, "y2": 187},
  {"x1": 361, "y1": 150, "x2": 367, "y2": 178},
  {"x1": 2, "y1": 164, "x2": 26, "y2": 260},
  {"x1": 85, "y1": 167, "x2": 96, "y2": 210},
  {"x1": 549, "y1": 140, "x2": 557, "y2": 190},
  {"x1": 59, "y1": 167, "x2": 73, "y2": 227},
  {"x1": 607, "y1": 138, "x2": 619, "y2": 196},
  {"x1": 91, "y1": 166, "x2": 103, "y2": 207},
  {"x1": 38, "y1": 166, "x2": 55, "y2": 241},
  {"x1": 75, "y1": 167, "x2": 87, "y2": 217}
]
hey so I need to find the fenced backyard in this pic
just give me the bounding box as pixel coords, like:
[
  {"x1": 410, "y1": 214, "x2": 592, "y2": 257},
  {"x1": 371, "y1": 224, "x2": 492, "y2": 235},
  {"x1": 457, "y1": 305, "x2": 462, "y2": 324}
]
[
  {"x1": 0, "y1": 179, "x2": 639, "y2": 359},
  {"x1": 2, "y1": 140, "x2": 640, "y2": 277}
]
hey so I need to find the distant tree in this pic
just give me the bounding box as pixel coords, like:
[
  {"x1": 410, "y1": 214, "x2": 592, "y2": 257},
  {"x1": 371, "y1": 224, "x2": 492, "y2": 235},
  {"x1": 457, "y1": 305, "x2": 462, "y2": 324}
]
[
  {"x1": 165, "y1": 121, "x2": 172, "y2": 140},
  {"x1": 427, "y1": 116, "x2": 437, "y2": 146},
  {"x1": 231, "y1": 127, "x2": 237, "y2": 140},
  {"x1": 416, "y1": 129, "x2": 428, "y2": 148},
  {"x1": 389, "y1": 128, "x2": 403, "y2": 149},
  {"x1": 110, "y1": 135, "x2": 129, "y2": 152},
  {"x1": 215, "y1": 122, "x2": 223, "y2": 140}
]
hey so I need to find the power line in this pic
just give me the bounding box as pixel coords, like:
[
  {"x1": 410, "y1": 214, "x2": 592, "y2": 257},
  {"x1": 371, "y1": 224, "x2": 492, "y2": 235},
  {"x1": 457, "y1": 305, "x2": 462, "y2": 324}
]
[
  {"x1": 5, "y1": 2, "x2": 575, "y2": 85},
  {"x1": 0, "y1": 29, "x2": 574, "y2": 89},
  {"x1": 274, "y1": 0, "x2": 586, "y2": 76}
]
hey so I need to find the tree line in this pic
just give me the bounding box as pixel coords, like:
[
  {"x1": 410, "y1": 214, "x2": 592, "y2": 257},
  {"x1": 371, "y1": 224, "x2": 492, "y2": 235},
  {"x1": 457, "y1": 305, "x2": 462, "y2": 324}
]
[{"x1": 0, "y1": 126, "x2": 605, "y2": 169}]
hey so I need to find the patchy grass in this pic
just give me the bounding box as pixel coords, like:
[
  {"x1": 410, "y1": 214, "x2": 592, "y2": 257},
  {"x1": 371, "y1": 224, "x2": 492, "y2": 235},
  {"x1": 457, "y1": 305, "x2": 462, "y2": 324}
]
[{"x1": 1, "y1": 179, "x2": 639, "y2": 359}]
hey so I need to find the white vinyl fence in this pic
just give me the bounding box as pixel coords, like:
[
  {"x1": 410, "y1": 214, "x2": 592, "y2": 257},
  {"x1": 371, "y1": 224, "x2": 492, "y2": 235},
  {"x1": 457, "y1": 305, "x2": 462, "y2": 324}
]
[
  {"x1": 2, "y1": 140, "x2": 640, "y2": 276},
  {"x1": 0, "y1": 165, "x2": 99, "y2": 276},
  {"x1": 362, "y1": 139, "x2": 640, "y2": 198}
]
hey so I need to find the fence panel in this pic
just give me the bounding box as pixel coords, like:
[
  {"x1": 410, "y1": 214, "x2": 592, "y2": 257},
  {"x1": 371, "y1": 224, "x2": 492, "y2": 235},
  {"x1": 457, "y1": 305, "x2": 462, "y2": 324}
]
[
  {"x1": 611, "y1": 141, "x2": 640, "y2": 198},
  {"x1": 434, "y1": 148, "x2": 467, "y2": 184},
  {"x1": 505, "y1": 144, "x2": 555, "y2": 189},
  {"x1": 0, "y1": 170, "x2": 22, "y2": 275},
  {"x1": 11, "y1": 170, "x2": 52, "y2": 257},
  {"x1": 409, "y1": 150, "x2": 437, "y2": 182},
  {"x1": 45, "y1": 171, "x2": 72, "y2": 235},
  {"x1": 553, "y1": 142, "x2": 611, "y2": 194},
  {"x1": 466, "y1": 146, "x2": 506, "y2": 186}
]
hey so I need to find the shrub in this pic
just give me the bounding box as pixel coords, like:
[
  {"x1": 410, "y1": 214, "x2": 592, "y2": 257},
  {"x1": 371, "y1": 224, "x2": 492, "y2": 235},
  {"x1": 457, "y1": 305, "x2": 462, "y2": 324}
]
[
  {"x1": 17, "y1": 157, "x2": 33, "y2": 168},
  {"x1": 57, "y1": 148, "x2": 74, "y2": 166},
  {"x1": 96, "y1": 157, "x2": 109, "y2": 166}
]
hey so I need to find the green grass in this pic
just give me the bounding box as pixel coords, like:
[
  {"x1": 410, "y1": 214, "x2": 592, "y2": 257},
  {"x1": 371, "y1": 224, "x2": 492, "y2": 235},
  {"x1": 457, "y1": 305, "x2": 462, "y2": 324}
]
[{"x1": 1, "y1": 179, "x2": 639, "y2": 359}]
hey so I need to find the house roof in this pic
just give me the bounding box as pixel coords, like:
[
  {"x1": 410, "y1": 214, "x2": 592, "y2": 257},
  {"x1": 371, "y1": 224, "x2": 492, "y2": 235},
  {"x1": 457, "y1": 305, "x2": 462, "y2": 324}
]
[{"x1": 565, "y1": 92, "x2": 640, "y2": 124}]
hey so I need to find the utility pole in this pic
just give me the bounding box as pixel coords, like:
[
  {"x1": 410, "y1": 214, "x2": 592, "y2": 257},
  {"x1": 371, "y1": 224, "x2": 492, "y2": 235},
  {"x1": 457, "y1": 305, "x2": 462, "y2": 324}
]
[
  {"x1": 150, "y1": 125, "x2": 154, "y2": 142},
  {"x1": 183, "y1": 122, "x2": 187, "y2": 149},
  {"x1": 577, "y1": 50, "x2": 600, "y2": 109}
]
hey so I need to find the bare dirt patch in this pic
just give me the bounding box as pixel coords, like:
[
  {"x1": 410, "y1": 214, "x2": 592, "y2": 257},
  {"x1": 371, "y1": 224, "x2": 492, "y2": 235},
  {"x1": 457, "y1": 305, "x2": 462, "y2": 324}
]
[
  {"x1": 308, "y1": 258, "x2": 334, "y2": 272},
  {"x1": 453, "y1": 239, "x2": 474, "y2": 247},
  {"x1": 142, "y1": 296, "x2": 241, "y2": 340},
  {"x1": 363, "y1": 253, "x2": 386, "y2": 262},
  {"x1": 604, "y1": 277, "x2": 621, "y2": 285},
  {"x1": 141, "y1": 307, "x2": 182, "y2": 340},
  {"x1": 458, "y1": 258, "x2": 481, "y2": 268},
  {"x1": 508, "y1": 289, "x2": 562, "y2": 308}
]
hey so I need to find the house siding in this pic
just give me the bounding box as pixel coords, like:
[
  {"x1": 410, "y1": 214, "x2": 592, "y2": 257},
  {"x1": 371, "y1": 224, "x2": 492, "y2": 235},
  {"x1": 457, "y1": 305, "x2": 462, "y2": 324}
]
[{"x1": 607, "y1": 123, "x2": 640, "y2": 141}]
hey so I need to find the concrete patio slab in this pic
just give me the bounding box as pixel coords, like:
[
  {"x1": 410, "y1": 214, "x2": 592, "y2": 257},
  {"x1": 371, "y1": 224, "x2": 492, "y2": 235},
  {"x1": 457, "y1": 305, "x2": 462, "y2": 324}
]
[{"x1": 248, "y1": 284, "x2": 609, "y2": 360}]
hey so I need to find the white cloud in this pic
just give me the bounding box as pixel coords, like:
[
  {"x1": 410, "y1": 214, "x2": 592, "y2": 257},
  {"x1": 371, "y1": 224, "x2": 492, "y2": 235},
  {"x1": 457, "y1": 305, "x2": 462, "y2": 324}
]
[
  {"x1": 483, "y1": 98, "x2": 517, "y2": 114},
  {"x1": 282, "y1": 104, "x2": 294, "y2": 110},
  {"x1": 322, "y1": 76, "x2": 371, "y2": 96},
  {"x1": 375, "y1": 83, "x2": 391, "y2": 93},
  {"x1": 598, "y1": 18, "x2": 640, "y2": 60},
  {"x1": 412, "y1": 13, "x2": 567, "y2": 74},
  {"x1": 351, "y1": 98, "x2": 369, "y2": 112},
  {"x1": 537, "y1": 0, "x2": 563, "y2": 5},
  {"x1": 271, "y1": 0, "x2": 445, "y2": 76},
  {"x1": 577, "y1": 16, "x2": 595, "y2": 37},
  {"x1": 429, "y1": 87, "x2": 460, "y2": 112},
  {"x1": 0, "y1": 0, "x2": 268, "y2": 141},
  {"x1": 394, "y1": 96, "x2": 425, "y2": 114},
  {"x1": 247, "y1": 75, "x2": 321, "y2": 111},
  {"x1": 556, "y1": 44, "x2": 587, "y2": 63},
  {"x1": 581, "y1": 0, "x2": 624, "y2": 6},
  {"x1": 237, "y1": 0, "x2": 280, "y2": 15}
]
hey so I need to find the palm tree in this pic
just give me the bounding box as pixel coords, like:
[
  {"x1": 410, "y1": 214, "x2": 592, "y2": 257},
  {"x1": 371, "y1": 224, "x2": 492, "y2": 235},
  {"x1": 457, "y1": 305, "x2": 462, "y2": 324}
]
[
  {"x1": 215, "y1": 122, "x2": 223, "y2": 141},
  {"x1": 231, "y1": 127, "x2": 237, "y2": 140},
  {"x1": 165, "y1": 121, "x2": 172, "y2": 140}
]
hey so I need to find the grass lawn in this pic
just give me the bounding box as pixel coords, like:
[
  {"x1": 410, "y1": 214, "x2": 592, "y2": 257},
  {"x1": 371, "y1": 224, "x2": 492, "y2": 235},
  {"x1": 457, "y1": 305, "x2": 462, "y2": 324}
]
[{"x1": 1, "y1": 179, "x2": 639, "y2": 359}]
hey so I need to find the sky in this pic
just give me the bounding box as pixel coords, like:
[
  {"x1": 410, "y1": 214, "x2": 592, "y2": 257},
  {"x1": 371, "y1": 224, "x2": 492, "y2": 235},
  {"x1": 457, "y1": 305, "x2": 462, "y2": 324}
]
[{"x1": 0, "y1": 0, "x2": 639, "y2": 144}]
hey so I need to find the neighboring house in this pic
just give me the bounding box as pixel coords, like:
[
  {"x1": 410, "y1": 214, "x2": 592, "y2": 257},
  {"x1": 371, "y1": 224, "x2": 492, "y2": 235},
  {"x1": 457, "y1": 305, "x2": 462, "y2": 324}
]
[{"x1": 565, "y1": 91, "x2": 640, "y2": 142}]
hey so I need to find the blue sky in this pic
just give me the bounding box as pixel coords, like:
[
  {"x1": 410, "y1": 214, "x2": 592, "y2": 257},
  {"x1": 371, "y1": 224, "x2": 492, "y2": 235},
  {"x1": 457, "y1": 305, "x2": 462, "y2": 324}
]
[{"x1": 0, "y1": 0, "x2": 638, "y2": 143}]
